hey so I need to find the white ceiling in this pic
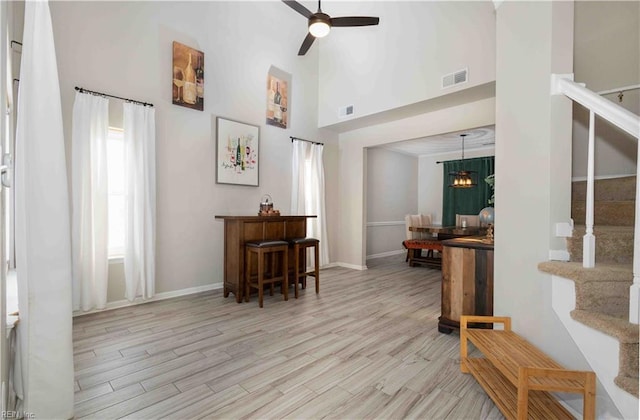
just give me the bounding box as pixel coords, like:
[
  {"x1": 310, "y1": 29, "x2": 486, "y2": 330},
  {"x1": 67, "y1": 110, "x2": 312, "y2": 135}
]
[{"x1": 376, "y1": 125, "x2": 495, "y2": 157}]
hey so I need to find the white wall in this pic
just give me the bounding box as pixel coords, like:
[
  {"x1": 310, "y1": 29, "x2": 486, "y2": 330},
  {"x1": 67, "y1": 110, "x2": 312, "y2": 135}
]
[
  {"x1": 418, "y1": 147, "x2": 495, "y2": 225},
  {"x1": 318, "y1": 1, "x2": 496, "y2": 128},
  {"x1": 572, "y1": 1, "x2": 640, "y2": 179},
  {"x1": 365, "y1": 148, "x2": 418, "y2": 258},
  {"x1": 50, "y1": 1, "x2": 327, "y2": 304},
  {"x1": 495, "y1": 2, "x2": 620, "y2": 416}
]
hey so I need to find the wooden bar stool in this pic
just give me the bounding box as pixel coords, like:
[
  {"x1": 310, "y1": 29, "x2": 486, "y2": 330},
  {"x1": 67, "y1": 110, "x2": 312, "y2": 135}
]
[
  {"x1": 244, "y1": 240, "x2": 289, "y2": 308},
  {"x1": 289, "y1": 238, "x2": 320, "y2": 297}
]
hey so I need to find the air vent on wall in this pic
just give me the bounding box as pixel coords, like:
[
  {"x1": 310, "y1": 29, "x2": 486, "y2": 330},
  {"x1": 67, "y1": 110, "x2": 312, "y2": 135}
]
[
  {"x1": 338, "y1": 105, "x2": 354, "y2": 118},
  {"x1": 442, "y1": 68, "x2": 468, "y2": 89}
]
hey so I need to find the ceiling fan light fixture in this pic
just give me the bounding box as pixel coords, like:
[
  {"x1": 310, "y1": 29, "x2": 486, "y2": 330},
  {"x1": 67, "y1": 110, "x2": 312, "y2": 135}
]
[{"x1": 309, "y1": 14, "x2": 331, "y2": 37}]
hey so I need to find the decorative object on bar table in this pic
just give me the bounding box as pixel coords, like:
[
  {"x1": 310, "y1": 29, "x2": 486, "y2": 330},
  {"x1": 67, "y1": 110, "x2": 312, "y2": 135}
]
[
  {"x1": 479, "y1": 207, "x2": 494, "y2": 227},
  {"x1": 266, "y1": 66, "x2": 291, "y2": 129},
  {"x1": 483, "y1": 223, "x2": 494, "y2": 243},
  {"x1": 172, "y1": 41, "x2": 204, "y2": 111},
  {"x1": 216, "y1": 117, "x2": 259, "y2": 186},
  {"x1": 448, "y1": 134, "x2": 477, "y2": 188},
  {"x1": 259, "y1": 194, "x2": 280, "y2": 216}
]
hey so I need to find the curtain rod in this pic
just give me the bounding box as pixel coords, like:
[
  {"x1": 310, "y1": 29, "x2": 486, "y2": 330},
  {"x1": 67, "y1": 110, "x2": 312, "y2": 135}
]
[
  {"x1": 75, "y1": 86, "x2": 153, "y2": 107},
  {"x1": 290, "y1": 136, "x2": 323, "y2": 146}
]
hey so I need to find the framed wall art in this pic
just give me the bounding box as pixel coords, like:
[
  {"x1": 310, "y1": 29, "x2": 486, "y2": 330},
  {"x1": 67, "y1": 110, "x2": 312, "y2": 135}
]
[
  {"x1": 172, "y1": 41, "x2": 204, "y2": 111},
  {"x1": 266, "y1": 66, "x2": 291, "y2": 129},
  {"x1": 216, "y1": 117, "x2": 259, "y2": 186}
]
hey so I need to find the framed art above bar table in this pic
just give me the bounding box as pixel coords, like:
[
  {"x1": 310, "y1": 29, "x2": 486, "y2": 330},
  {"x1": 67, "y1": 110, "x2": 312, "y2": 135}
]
[{"x1": 215, "y1": 215, "x2": 317, "y2": 303}]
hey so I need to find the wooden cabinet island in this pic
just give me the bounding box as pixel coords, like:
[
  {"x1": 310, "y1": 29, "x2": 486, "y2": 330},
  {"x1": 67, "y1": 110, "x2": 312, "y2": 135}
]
[
  {"x1": 215, "y1": 215, "x2": 315, "y2": 303},
  {"x1": 439, "y1": 236, "x2": 494, "y2": 334}
]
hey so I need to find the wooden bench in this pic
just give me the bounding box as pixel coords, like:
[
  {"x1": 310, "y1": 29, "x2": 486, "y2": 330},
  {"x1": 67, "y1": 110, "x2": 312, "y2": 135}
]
[
  {"x1": 460, "y1": 315, "x2": 596, "y2": 420},
  {"x1": 402, "y1": 239, "x2": 443, "y2": 268}
]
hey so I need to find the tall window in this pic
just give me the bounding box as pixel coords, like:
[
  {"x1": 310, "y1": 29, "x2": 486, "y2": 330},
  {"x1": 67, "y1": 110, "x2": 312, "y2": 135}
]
[{"x1": 107, "y1": 128, "x2": 125, "y2": 256}]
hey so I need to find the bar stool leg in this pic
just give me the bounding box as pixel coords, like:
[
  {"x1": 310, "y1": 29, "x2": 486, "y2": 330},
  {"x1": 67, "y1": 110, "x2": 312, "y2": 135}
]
[
  {"x1": 269, "y1": 253, "x2": 275, "y2": 296},
  {"x1": 282, "y1": 248, "x2": 289, "y2": 301},
  {"x1": 291, "y1": 247, "x2": 298, "y2": 299},
  {"x1": 244, "y1": 249, "x2": 251, "y2": 303},
  {"x1": 302, "y1": 248, "x2": 307, "y2": 289},
  {"x1": 258, "y1": 249, "x2": 265, "y2": 308},
  {"x1": 314, "y1": 243, "x2": 320, "y2": 294}
]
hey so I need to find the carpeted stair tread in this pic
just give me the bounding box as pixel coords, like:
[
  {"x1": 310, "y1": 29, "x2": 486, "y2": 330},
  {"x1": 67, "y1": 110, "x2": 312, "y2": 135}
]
[
  {"x1": 570, "y1": 309, "x2": 638, "y2": 343},
  {"x1": 572, "y1": 176, "x2": 636, "y2": 202},
  {"x1": 538, "y1": 261, "x2": 632, "y2": 283},
  {"x1": 572, "y1": 201, "x2": 636, "y2": 227},
  {"x1": 567, "y1": 225, "x2": 634, "y2": 264},
  {"x1": 614, "y1": 374, "x2": 639, "y2": 398},
  {"x1": 540, "y1": 261, "x2": 631, "y2": 318}
]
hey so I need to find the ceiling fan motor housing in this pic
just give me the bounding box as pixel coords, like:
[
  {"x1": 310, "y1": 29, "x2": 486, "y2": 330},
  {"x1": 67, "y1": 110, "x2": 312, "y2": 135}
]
[{"x1": 309, "y1": 12, "x2": 331, "y2": 37}]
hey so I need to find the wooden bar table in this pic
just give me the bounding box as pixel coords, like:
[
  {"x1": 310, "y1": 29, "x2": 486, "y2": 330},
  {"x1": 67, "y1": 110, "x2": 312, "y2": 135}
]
[
  {"x1": 409, "y1": 225, "x2": 487, "y2": 240},
  {"x1": 439, "y1": 236, "x2": 494, "y2": 334},
  {"x1": 215, "y1": 215, "x2": 316, "y2": 303}
]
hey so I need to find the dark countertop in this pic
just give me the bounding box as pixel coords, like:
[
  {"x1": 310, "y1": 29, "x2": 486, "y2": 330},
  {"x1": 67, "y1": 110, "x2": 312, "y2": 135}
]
[{"x1": 215, "y1": 215, "x2": 316, "y2": 221}]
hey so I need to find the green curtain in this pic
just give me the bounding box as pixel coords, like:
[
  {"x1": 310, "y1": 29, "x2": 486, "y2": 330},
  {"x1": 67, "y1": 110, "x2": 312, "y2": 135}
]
[{"x1": 442, "y1": 156, "x2": 495, "y2": 226}]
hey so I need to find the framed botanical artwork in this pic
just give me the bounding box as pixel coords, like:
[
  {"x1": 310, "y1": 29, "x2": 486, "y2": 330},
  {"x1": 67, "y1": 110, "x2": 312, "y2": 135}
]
[
  {"x1": 172, "y1": 41, "x2": 204, "y2": 111},
  {"x1": 216, "y1": 117, "x2": 259, "y2": 186},
  {"x1": 266, "y1": 66, "x2": 291, "y2": 129}
]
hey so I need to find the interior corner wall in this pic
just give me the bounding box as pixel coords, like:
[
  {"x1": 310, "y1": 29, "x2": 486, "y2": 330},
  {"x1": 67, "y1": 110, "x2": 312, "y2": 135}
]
[
  {"x1": 572, "y1": 1, "x2": 640, "y2": 179},
  {"x1": 418, "y1": 148, "x2": 495, "y2": 225},
  {"x1": 49, "y1": 1, "x2": 321, "y2": 305},
  {"x1": 365, "y1": 148, "x2": 418, "y2": 258},
  {"x1": 336, "y1": 97, "x2": 495, "y2": 268}
]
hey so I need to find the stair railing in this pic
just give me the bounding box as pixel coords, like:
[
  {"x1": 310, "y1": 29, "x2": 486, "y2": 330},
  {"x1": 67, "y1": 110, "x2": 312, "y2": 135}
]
[{"x1": 551, "y1": 74, "x2": 640, "y2": 324}]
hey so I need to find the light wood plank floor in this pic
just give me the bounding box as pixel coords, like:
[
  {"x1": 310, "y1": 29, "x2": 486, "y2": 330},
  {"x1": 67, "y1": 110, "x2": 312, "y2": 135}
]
[{"x1": 73, "y1": 254, "x2": 503, "y2": 419}]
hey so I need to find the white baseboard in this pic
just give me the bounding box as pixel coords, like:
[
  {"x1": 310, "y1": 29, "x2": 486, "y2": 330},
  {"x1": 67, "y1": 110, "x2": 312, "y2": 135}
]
[
  {"x1": 335, "y1": 262, "x2": 368, "y2": 271},
  {"x1": 366, "y1": 249, "x2": 405, "y2": 260},
  {"x1": 73, "y1": 282, "x2": 224, "y2": 317}
]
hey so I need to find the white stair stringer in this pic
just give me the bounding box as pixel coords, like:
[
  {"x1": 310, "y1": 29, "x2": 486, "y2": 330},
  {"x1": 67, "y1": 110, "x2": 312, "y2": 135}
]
[{"x1": 552, "y1": 274, "x2": 639, "y2": 419}]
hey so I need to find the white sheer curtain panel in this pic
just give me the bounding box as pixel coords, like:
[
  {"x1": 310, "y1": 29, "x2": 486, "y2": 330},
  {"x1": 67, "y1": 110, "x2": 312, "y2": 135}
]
[
  {"x1": 123, "y1": 103, "x2": 156, "y2": 301},
  {"x1": 71, "y1": 91, "x2": 109, "y2": 312},
  {"x1": 13, "y1": 0, "x2": 75, "y2": 417},
  {"x1": 290, "y1": 140, "x2": 329, "y2": 266}
]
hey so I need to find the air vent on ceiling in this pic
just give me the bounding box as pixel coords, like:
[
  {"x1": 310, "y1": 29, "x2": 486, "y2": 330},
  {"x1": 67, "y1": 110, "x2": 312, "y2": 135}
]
[
  {"x1": 338, "y1": 105, "x2": 354, "y2": 118},
  {"x1": 442, "y1": 68, "x2": 468, "y2": 89}
]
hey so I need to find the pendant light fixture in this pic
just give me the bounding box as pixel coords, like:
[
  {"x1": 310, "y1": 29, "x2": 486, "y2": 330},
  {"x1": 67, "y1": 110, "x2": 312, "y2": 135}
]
[{"x1": 448, "y1": 134, "x2": 477, "y2": 188}]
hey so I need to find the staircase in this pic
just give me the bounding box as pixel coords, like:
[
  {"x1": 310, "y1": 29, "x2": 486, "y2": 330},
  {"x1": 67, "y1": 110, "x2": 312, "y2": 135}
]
[{"x1": 539, "y1": 175, "x2": 639, "y2": 419}]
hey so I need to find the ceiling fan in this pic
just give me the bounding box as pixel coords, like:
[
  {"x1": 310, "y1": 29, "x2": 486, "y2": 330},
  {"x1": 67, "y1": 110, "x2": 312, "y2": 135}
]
[{"x1": 283, "y1": 0, "x2": 380, "y2": 56}]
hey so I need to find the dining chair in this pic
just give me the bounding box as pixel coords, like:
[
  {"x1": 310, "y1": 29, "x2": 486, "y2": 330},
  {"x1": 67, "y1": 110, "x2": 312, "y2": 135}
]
[{"x1": 403, "y1": 213, "x2": 432, "y2": 261}]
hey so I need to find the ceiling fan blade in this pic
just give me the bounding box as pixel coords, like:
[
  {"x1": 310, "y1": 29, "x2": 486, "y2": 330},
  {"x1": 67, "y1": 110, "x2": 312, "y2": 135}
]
[
  {"x1": 330, "y1": 16, "x2": 380, "y2": 27},
  {"x1": 282, "y1": 0, "x2": 313, "y2": 18},
  {"x1": 298, "y1": 32, "x2": 316, "y2": 56}
]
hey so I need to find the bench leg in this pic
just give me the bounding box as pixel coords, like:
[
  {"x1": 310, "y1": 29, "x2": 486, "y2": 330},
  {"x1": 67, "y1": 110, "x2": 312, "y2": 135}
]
[
  {"x1": 584, "y1": 372, "x2": 596, "y2": 420},
  {"x1": 460, "y1": 316, "x2": 469, "y2": 373},
  {"x1": 517, "y1": 367, "x2": 529, "y2": 420}
]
